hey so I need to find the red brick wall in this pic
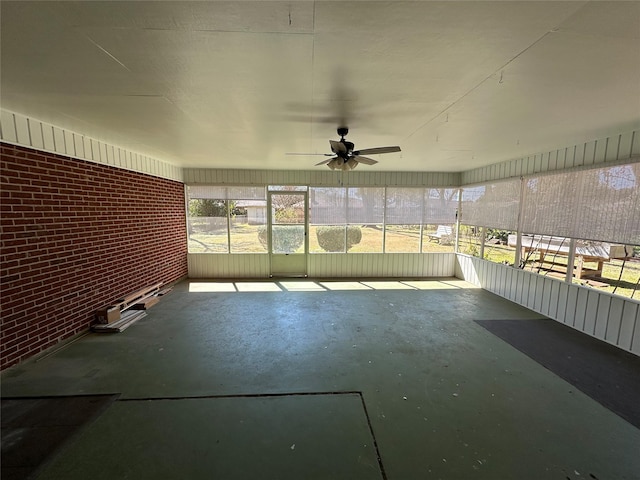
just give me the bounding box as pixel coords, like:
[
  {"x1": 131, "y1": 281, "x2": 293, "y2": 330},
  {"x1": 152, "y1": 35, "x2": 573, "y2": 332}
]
[{"x1": 1, "y1": 143, "x2": 188, "y2": 370}]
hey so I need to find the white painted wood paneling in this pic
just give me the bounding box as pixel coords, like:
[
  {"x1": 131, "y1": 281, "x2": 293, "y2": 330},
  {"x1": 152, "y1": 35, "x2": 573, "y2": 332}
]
[
  {"x1": 0, "y1": 110, "x2": 17, "y2": 142},
  {"x1": 187, "y1": 254, "x2": 270, "y2": 278},
  {"x1": 632, "y1": 315, "x2": 640, "y2": 356},
  {"x1": 184, "y1": 168, "x2": 461, "y2": 187},
  {"x1": 594, "y1": 295, "x2": 611, "y2": 340},
  {"x1": 606, "y1": 297, "x2": 625, "y2": 345},
  {"x1": 42, "y1": 124, "x2": 55, "y2": 151},
  {"x1": 605, "y1": 136, "x2": 618, "y2": 162},
  {"x1": 548, "y1": 279, "x2": 560, "y2": 318},
  {"x1": 83, "y1": 136, "x2": 92, "y2": 161},
  {"x1": 556, "y1": 281, "x2": 569, "y2": 323},
  {"x1": 64, "y1": 130, "x2": 75, "y2": 156},
  {"x1": 28, "y1": 118, "x2": 44, "y2": 149},
  {"x1": 540, "y1": 276, "x2": 552, "y2": 317},
  {"x1": 583, "y1": 140, "x2": 596, "y2": 166},
  {"x1": 521, "y1": 271, "x2": 532, "y2": 307},
  {"x1": 53, "y1": 127, "x2": 65, "y2": 154},
  {"x1": 15, "y1": 114, "x2": 30, "y2": 145},
  {"x1": 0, "y1": 109, "x2": 182, "y2": 182},
  {"x1": 564, "y1": 284, "x2": 579, "y2": 327},
  {"x1": 532, "y1": 275, "x2": 544, "y2": 312},
  {"x1": 574, "y1": 288, "x2": 589, "y2": 330},
  {"x1": 583, "y1": 290, "x2": 600, "y2": 335},
  {"x1": 188, "y1": 253, "x2": 456, "y2": 279},
  {"x1": 461, "y1": 130, "x2": 640, "y2": 184},
  {"x1": 74, "y1": 134, "x2": 85, "y2": 159},
  {"x1": 455, "y1": 254, "x2": 639, "y2": 356},
  {"x1": 619, "y1": 302, "x2": 639, "y2": 351},
  {"x1": 632, "y1": 130, "x2": 640, "y2": 157}
]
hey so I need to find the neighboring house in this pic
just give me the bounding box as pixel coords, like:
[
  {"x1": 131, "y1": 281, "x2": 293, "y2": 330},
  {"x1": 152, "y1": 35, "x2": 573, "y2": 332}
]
[{"x1": 236, "y1": 200, "x2": 267, "y2": 224}]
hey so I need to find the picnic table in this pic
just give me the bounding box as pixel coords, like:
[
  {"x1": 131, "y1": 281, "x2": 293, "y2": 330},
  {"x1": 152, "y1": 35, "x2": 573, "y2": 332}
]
[{"x1": 508, "y1": 235, "x2": 631, "y2": 279}]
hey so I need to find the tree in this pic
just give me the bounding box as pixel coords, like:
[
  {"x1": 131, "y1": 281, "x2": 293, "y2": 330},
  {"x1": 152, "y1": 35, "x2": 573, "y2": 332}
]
[
  {"x1": 271, "y1": 192, "x2": 304, "y2": 224},
  {"x1": 188, "y1": 199, "x2": 237, "y2": 217}
]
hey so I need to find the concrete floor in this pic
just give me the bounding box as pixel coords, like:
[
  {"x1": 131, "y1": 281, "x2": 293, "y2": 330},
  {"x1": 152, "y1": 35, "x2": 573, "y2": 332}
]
[{"x1": 2, "y1": 278, "x2": 639, "y2": 480}]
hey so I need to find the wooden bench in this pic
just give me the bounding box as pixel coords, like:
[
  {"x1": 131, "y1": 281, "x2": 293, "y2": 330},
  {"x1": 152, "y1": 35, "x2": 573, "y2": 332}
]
[{"x1": 428, "y1": 225, "x2": 453, "y2": 243}]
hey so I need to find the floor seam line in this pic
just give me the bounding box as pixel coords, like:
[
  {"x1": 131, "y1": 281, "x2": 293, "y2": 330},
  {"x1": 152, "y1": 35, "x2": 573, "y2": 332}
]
[
  {"x1": 357, "y1": 392, "x2": 388, "y2": 480},
  {"x1": 117, "y1": 390, "x2": 363, "y2": 402}
]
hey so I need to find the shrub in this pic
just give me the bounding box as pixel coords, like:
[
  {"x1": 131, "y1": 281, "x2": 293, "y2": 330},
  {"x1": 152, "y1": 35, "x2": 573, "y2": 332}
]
[
  {"x1": 316, "y1": 226, "x2": 362, "y2": 252},
  {"x1": 257, "y1": 226, "x2": 304, "y2": 253},
  {"x1": 486, "y1": 229, "x2": 509, "y2": 244}
]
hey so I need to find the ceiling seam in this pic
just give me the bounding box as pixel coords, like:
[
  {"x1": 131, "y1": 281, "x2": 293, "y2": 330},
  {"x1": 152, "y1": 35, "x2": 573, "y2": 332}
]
[
  {"x1": 404, "y1": 29, "x2": 556, "y2": 143},
  {"x1": 404, "y1": 1, "x2": 592, "y2": 145},
  {"x1": 84, "y1": 34, "x2": 131, "y2": 72}
]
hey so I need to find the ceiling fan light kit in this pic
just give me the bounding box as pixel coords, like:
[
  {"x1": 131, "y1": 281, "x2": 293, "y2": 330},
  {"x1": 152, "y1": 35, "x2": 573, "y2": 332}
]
[{"x1": 326, "y1": 156, "x2": 359, "y2": 171}]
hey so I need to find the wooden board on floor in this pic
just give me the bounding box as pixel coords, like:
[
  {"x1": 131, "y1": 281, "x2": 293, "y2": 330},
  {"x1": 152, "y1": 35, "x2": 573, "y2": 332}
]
[
  {"x1": 92, "y1": 311, "x2": 147, "y2": 333},
  {"x1": 131, "y1": 296, "x2": 160, "y2": 310}
]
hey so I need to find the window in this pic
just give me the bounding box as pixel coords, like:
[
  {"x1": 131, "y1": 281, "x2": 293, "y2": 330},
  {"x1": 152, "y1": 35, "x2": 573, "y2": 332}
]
[
  {"x1": 384, "y1": 188, "x2": 423, "y2": 252},
  {"x1": 460, "y1": 179, "x2": 520, "y2": 231},
  {"x1": 308, "y1": 187, "x2": 386, "y2": 253},
  {"x1": 186, "y1": 186, "x2": 267, "y2": 253},
  {"x1": 422, "y1": 188, "x2": 458, "y2": 252},
  {"x1": 457, "y1": 162, "x2": 639, "y2": 298},
  {"x1": 483, "y1": 229, "x2": 517, "y2": 265},
  {"x1": 187, "y1": 186, "x2": 229, "y2": 253},
  {"x1": 458, "y1": 224, "x2": 481, "y2": 257},
  {"x1": 347, "y1": 187, "x2": 384, "y2": 253},
  {"x1": 522, "y1": 163, "x2": 639, "y2": 245},
  {"x1": 229, "y1": 187, "x2": 267, "y2": 253},
  {"x1": 459, "y1": 180, "x2": 521, "y2": 264},
  {"x1": 309, "y1": 187, "x2": 347, "y2": 253}
]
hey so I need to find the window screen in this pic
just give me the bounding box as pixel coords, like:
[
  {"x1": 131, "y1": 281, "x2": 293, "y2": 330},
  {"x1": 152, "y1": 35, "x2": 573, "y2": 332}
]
[
  {"x1": 309, "y1": 187, "x2": 346, "y2": 225},
  {"x1": 347, "y1": 188, "x2": 385, "y2": 224},
  {"x1": 188, "y1": 186, "x2": 266, "y2": 200},
  {"x1": 522, "y1": 162, "x2": 640, "y2": 244},
  {"x1": 187, "y1": 185, "x2": 227, "y2": 199},
  {"x1": 227, "y1": 186, "x2": 266, "y2": 200},
  {"x1": 385, "y1": 188, "x2": 424, "y2": 224},
  {"x1": 424, "y1": 188, "x2": 459, "y2": 224},
  {"x1": 576, "y1": 163, "x2": 639, "y2": 244},
  {"x1": 460, "y1": 179, "x2": 520, "y2": 230}
]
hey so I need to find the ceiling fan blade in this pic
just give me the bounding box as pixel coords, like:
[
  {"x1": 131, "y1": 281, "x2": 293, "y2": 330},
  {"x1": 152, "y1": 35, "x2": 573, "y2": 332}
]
[
  {"x1": 330, "y1": 140, "x2": 347, "y2": 154},
  {"x1": 353, "y1": 155, "x2": 378, "y2": 165},
  {"x1": 316, "y1": 157, "x2": 338, "y2": 166},
  {"x1": 286, "y1": 152, "x2": 334, "y2": 156},
  {"x1": 353, "y1": 146, "x2": 401, "y2": 156}
]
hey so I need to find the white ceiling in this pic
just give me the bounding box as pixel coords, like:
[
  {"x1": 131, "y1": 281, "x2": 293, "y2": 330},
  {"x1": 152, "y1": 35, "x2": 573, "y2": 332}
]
[{"x1": 2, "y1": 1, "x2": 639, "y2": 172}]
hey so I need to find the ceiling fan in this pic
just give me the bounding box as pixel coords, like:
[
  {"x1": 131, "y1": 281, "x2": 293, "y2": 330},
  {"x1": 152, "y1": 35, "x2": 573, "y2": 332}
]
[{"x1": 289, "y1": 127, "x2": 401, "y2": 171}]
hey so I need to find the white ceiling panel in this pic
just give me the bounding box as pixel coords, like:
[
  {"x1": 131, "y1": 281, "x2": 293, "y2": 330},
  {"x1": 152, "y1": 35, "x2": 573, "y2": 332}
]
[{"x1": 1, "y1": 1, "x2": 639, "y2": 172}]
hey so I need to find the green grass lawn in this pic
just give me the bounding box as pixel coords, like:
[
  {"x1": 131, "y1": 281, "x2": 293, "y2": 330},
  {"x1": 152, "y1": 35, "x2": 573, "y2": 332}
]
[
  {"x1": 461, "y1": 239, "x2": 639, "y2": 299},
  {"x1": 188, "y1": 225, "x2": 639, "y2": 299}
]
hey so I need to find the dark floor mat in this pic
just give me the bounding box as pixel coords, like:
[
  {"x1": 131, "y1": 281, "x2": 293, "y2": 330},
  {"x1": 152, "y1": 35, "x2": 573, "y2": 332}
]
[
  {"x1": 475, "y1": 319, "x2": 640, "y2": 429},
  {"x1": 1, "y1": 394, "x2": 118, "y2": 480}
]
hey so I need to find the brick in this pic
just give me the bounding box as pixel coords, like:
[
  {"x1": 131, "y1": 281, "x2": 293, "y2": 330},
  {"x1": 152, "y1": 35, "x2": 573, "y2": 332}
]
[{"x1": 1, "y1": 142, "x2": 187, "y2": 369}]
